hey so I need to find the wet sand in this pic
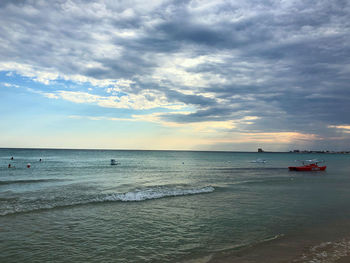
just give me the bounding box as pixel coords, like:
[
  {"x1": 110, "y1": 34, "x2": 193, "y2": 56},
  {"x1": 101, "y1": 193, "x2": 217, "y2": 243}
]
[
  {"x1": 206, "y1": 218, "x2": 350, "y2": 263},
  {"x1": 208, "y1": 237, "x2": 350, "y2": 263},
  {"x1": 335, "y1": 256, "x2": 350, "y2": 263},
  {"x1": 207, "y1": 236, "x2": 312, "y2": 263}
]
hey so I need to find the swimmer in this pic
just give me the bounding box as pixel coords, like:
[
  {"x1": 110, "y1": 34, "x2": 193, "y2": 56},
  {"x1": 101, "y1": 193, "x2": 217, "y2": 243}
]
[
  {"x1": 8, "y1": 164, "x2": 11, "y2": 168},
  {"x1": 10, "y1": 156, "x2": 14, "y2": 160}
]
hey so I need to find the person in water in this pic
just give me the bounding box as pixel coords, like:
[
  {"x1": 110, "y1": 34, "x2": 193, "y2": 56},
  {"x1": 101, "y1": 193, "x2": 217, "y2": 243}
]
[
  {"x1": 10, "y1": 156, "x2": 14, "y2": 160},
  {"x1": 8, "y1": 164, "x2": 11, "y2": 168}
]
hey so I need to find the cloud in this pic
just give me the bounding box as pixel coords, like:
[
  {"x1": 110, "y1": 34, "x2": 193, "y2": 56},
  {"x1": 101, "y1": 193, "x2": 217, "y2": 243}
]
[
  {"x1": 41, "y1": 90, "x2": 186, "y2": 110},
  {"x1": 69, "y1": 112, "x2": 320, "y2": 150},
  {"x1": 328, "y1": 125, "x2": 350, "y2": 134},
  {"x1": 68, "y1": 115, "x2": 135, "y2": 122},
  {"x1": 1, "y1": 0, "x2": 350, "y2": 149}
]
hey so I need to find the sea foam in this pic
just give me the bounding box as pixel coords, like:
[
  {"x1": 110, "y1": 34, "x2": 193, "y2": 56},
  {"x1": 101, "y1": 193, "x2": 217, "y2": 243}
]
[
  {"x1": 0, "y1": 186, "x2": 215, "y2": 216},
  {"x1": 100, "y1": 186, "x2": 215, "y2": 202}
]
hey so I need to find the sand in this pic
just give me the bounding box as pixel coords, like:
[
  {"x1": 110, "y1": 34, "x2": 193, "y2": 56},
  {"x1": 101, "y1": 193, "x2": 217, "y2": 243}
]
[{"x1": 206, "y1": 221, "x2": 350, "y2": 263}]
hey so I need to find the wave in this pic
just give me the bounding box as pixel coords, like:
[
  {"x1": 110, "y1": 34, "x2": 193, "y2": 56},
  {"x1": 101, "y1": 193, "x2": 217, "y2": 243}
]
[
  {"x1": 227, "y1": 177, "x2": 293, "y2": 187},
  {"x1": 210, "y1": 167, "x2": 286, "y2": 171},
  {"x1": 212, "y1": 234, "x2": 285, "y2": 253},
  {"x1": 0, "y1": 186, "x2": 215, "y2": 216},
  {"x1": 0, "y1": 179, "x2": 65, "y2": 185},
  {"x1": 99, "y1": 186, "x2": 214, "y2": 202}
]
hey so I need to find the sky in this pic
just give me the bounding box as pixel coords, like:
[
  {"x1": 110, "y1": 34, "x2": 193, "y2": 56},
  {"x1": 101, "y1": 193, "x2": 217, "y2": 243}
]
[{"x1": 0, "y1": 0, "x2": 350, "y2": 151}]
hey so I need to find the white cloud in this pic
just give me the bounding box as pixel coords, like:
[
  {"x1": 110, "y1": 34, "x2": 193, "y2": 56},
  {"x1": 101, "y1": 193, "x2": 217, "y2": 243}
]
[
  {"x1": 2, "y1": 82, "x2": 19, "y2": 88},
  {"x1": 42, "y1": 90, "x2": 186, "y2": 110}
]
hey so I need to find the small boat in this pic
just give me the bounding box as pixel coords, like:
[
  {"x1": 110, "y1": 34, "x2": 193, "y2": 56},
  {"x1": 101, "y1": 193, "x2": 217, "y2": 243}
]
[
  {"x1": 288, "y1": 159, "x2": 326, "y2": 171},
  {"x1": 110, "y1": 159, "x2": 119, "y2": 165},
  {"x1": 250, "y1": 159, "x2": 266, "y2": 163}
]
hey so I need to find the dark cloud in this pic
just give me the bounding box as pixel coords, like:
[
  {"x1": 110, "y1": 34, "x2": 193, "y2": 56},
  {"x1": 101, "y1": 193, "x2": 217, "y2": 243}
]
[
  {"x1": 157, "y1": 21, "x2": 227, "y2": 46},
  {"x1": 160, "y1": 107, "x2": 237, "y2": 123},
  {"x1": 163, "y1": 89, "x2": 216, "y2": 107}
]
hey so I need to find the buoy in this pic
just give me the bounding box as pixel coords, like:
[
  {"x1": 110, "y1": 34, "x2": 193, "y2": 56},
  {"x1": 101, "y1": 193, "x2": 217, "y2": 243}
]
[{"x1": 27, "y1": 163, "x2": 31, "y2": 168}]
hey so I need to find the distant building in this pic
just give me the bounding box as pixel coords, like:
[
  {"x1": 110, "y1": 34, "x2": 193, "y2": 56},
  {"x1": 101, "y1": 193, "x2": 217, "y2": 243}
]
[{"x1": 258, "y1": 148, "x2": 264, "y2": 153}]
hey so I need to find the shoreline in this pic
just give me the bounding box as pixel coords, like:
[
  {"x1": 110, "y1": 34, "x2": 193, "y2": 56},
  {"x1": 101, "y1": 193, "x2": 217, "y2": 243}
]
[{"x1": 203, "y1": 217, "x2": 350, "y2": 263}]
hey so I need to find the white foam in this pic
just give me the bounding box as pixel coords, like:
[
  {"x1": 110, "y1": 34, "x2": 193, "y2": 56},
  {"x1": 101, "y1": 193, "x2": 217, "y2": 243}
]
[
  {"x1": 0, "y1": 186, "x2": 215, "y2": 216},
  {"x1": 99, "y1": 186, "x2": 215, "y2": 202}
]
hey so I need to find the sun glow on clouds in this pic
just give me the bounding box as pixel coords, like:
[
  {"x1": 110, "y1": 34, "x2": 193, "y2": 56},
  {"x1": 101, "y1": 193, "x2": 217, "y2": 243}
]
[
  {"x1": 328, "y1": 125, "x2": 350, "y2": 134},
  {"x1": 129, "y1": 113, "x2": 320, "y2": 146},
  {"x1": 239, "y1": 132, "x2": 321, "y2": 143},
  {"x1": 71, "y1": 112, "x2": 315, "y2": 144},
  {"x1": 132, "y1": 113, "x2": 237, "y2": 132},
  {"x1": 68, "y1": 113, "x2": 318, "y2": 147},
  {"x1": 69, "y1": 113, "x2": 237, "y2": 132}
]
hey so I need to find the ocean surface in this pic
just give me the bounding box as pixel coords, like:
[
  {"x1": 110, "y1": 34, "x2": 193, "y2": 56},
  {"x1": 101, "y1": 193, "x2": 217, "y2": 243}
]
[{"x1": 1, "y1": 149, "x2": 350, "y2": 263}]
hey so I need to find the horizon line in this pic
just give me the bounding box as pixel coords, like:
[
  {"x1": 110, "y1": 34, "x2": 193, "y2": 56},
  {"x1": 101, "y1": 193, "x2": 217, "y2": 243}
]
[{"x1": 0, "y1": 147, "x2": 348, "y2": 154}]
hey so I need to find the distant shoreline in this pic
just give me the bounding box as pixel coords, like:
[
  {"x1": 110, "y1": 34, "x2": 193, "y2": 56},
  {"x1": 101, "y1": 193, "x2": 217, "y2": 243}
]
[
  {"x1": 288, "y1": 150, "x2": 350, "y2": 154},
  {"x1": 0, "y1": 147, "x2": 349, "y2": 154}
]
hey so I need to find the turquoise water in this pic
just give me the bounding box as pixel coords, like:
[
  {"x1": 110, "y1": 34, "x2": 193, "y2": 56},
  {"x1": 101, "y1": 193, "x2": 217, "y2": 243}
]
[{"x1": 1, "y1": 149, "x2": 350, "y2": 262}]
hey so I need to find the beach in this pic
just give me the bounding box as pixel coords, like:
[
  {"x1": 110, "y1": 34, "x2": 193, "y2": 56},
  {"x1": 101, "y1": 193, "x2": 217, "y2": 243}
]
[
  {"x1": 1, "y1": 149, "x2": 350, "y2": 262},
  {"x1": 206, "y1": 218, "x2": 350, "y2": 263}
]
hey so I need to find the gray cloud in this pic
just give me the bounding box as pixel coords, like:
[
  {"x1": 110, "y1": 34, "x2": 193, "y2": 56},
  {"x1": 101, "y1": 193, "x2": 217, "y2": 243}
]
[{"x1": 1, "y1": 0, "x2": 350, "y2": 148}]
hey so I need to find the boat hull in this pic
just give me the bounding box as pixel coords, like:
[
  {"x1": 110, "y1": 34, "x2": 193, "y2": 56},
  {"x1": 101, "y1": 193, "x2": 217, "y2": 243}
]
[{"x1": 288, "y1": 165, "x2": 326, "y2": 171}]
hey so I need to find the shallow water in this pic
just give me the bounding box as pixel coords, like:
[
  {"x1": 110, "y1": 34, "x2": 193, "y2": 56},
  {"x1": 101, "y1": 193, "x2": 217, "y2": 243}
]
[{"x1": 1, "y1": 149, "x2": 350, "y2": 262}]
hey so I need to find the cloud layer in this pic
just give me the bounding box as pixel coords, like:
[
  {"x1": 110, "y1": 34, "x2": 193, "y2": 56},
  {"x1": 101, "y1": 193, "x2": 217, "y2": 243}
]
[{"x1": 1, "y1": 0, "x2": 350, "y2": 150}]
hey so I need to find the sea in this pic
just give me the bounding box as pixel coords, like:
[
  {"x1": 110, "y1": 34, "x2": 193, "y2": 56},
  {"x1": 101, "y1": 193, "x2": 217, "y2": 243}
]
[{"x1": 1, "y1": 148, "x2": 350, "y2": 263}]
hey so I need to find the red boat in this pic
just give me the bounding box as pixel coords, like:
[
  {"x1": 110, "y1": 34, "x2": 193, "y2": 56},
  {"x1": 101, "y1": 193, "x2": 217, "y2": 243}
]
[{"x1": 288, "y1": 160, "x2": 326, "y2": 171}]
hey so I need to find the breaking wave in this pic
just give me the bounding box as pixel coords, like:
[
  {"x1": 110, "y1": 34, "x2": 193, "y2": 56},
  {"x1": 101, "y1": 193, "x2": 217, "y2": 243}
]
[
  {"x1": 0, "y1": 186, "x2": 215, "y2": 216},
  {"x1": 100, "y1": 186, "x2": 214, "y2": 202}
]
